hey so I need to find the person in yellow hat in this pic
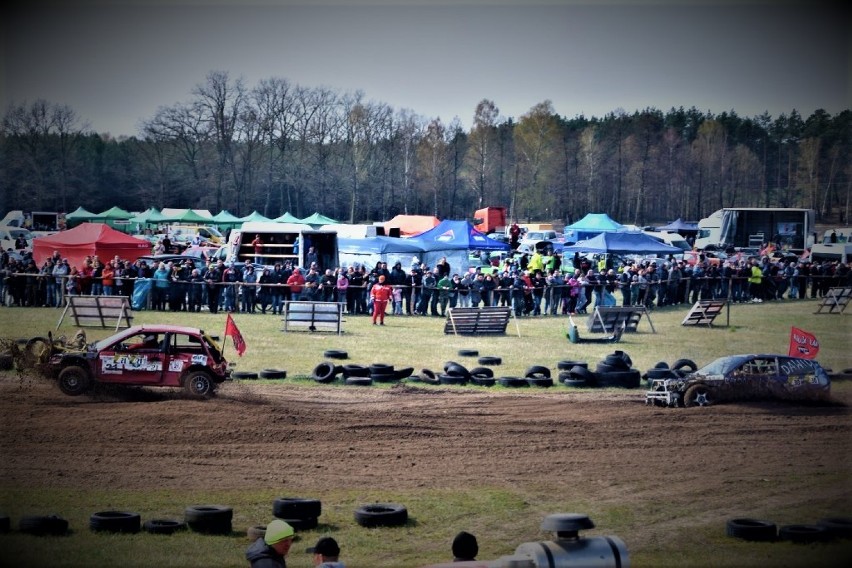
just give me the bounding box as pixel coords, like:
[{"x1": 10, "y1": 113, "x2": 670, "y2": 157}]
[{"x1": 246, "y1": 519, "x2": 294, "y2": 567}]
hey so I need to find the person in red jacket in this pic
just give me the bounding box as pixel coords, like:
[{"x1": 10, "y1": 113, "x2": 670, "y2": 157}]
[
  {"x1": 370, "y1": 274, "x2": 393, "y2": 325},
  {"x1": 286, "y1": 267, "x2": 306, "y2": 301}
]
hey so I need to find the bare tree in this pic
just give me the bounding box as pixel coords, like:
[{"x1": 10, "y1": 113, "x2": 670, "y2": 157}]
[{"x1": 463, "y1": 99, "x2": 499, "y2": 207}]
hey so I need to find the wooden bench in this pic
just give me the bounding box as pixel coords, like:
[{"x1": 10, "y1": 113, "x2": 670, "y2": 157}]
[
  {"x1": 283, "y1": 301, "x2": 344, "y2": 334},
  {"x1": 444, "y1": 307, "x2": 514, "y2": 336},
  {"x1": 815, "y1": 287, "x2": 851, "y2": 314}
]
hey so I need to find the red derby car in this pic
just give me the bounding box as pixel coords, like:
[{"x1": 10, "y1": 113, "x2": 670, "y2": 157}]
[{"x1": 48, "y1": 325, "x2": 231, "y2": 398}]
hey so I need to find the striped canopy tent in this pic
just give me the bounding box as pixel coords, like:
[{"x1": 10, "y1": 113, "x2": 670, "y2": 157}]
[
  {"x1": 64, "y1": 206, "x2": 99, "y2": 228},
  {"x1": 92, "y1": 206, "x2": 134, "y2": 233},
  {"x1": 272, "y1": 211, "x2": 302, "y2": 223}
]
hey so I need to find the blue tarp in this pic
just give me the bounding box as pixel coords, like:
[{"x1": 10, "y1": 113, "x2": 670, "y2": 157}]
[
  {"x1": 408, "y1": 220, "x2": 509, "y2": 273},
  {"x1": 337, "y1": 236, "x2": 424, "y2": 270},
  {"x1": 131, "y1": 278, "x2": 152, "y2": 310},
  {"x1": 562, "y1": 231, "x2": 682, "y2": 255}
]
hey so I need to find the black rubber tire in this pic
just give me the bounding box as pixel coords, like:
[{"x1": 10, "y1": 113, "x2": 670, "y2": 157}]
[
  {"x1": 369, "y1": 363, "x2": 394, "y2": 374},
  {"x1": 342, "y1": 364, "x2": 370, "y2": 378},
  {"x1": 524, "y1": 365, "x2": 551, "y2": 378},
  {"x1": 19, "y1": 515, "x2": 69, "y2": 536},
  {"x1": 557, "y1": 360, "x2": 587, "y2": 371},
  {"x1": 778, "y1": 524, "x2": 830, "y2": 543},
  {"x1": 232, "y1": 371, "x2": 259, "y2": 379},
  {"x1": 817, "y1": 517, "x2": 852, "y2": 539},
  {"x1": 345, "y1": 377, "x2": 373, "y2": 386},
  {"x1": 562, "y1": 378, "x2": 588, "y2": 388},
  {"x1": 443, "y1": 361, "x2": 461, "y2": 372},
  {"x1": 312, "y1": 361, "x2": 337, "y2": 383},
  {"x1": 418, "y1": 369, "x2": 439, "y2": 385},
  {"x1": 498, "y1": 376, "x2": 527, "y2": 388},
  {"x1": 89, "y1": 511, "x2": 141, "y2": 533},
  {"x1": 247, "y1": 524, "x2": 266, "y2": 541},
  {"x1": 526, "y1": 376, "x2": 554, "y2": 388},
  {"x1": 653, "y1": 361, "x2": 670, "y2": 369},
  {"x1": 276, "y1": 516, "x2": 318, "y2": 531},
  {"x1": 58, "y1": 365, "x2": 91, "y2": 396},
  {"x1": 273, "y1": 497, "x2": 322, "y2": 519},
  {"x1": 611, "y1": 350, "x2": 633, "y2": 368},
  {"x1": 259, "y1": 369, "x2": 287, "y2": 379},
  {"x1": 471, "y1": 376, "x2": 496, "y2": 387},
  {"x1": 672, "y1": 358, "x2": 698, "y2": 373},
  {"x1": 371, "y1": 372, "x2": 399, "y2": 383},
  {"x1": 394, "y1": 366, "x2": 415, "y2": 380},
  {"x1": 354, "y1": 503, "x2": 408, "y2": 528},
  {"x1": 185, "y1": 370, "x2": 215, "y2": 398},
  {"x1": 457, "y1": 349, "x2": 479, "y2": 357},
  {"x1": 0, "y1": 354, "x2": 13, "y2": 371},
  {"x1": 143, "y1": 519, "x2": 186, "y2": 535},
  {"x1": 595, "y1": 370, "x2": 642, "y2": 389},
  {"x1": 438, "y1": 373, "x2": 467, "y2": 385},
  {"x1": 323, "y1": 349, "x2": 348, "y2": 360},
  {"x1": 184, "y1": 505, "x2": 233, "y2": 535},
  {"x1": 597, "y1": 361, "x2": 628, "y2": 374},
  {"x1": 725, "y1": 518, "x2": 777, "y2": 541},
  {"x1": 444, "y1": 363, "x2": 471, "y2": 380},
  {"x1": 477, "y1": 356, "x2": 502, "y2": 366},
  {"x1": 568, "y1": 365, "x2": 595, "y2": 383},
  {"x1": 684, "y1": 383, "x2": 715, "y2": 407},
  {"x1": 469, "y1": 366, "x2": 494, "y2": 378},
  {"x1": 646, "y1": 368, "x2": 678, "y2": 380},
  {"x1": 602, "y1": 355, "x2": 630, "y2": 371}
]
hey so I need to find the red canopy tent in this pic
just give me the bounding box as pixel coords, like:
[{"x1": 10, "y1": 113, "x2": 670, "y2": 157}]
[
  {"x1": 32, "y1": 222, "x2": 151, "y2": 269},
  {"x1": 383, "y1": 214, "x2": 440, "y2": 237}
]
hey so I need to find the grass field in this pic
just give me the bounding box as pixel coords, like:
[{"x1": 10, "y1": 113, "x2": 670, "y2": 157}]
[{"x1": 0, "y1": 299, "x2": 850, "y2": 568}]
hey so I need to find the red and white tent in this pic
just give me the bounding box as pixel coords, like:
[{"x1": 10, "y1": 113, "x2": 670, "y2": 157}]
[{"x1": 32, "y1": 222, "x2": 151, "y2": 269}]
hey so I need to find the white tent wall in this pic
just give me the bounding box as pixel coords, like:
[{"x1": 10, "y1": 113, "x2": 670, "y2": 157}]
[{"x1": 422, "y1": 250, "x2": 470, "y2": 275}]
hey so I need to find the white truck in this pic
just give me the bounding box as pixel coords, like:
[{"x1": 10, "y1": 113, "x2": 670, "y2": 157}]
[
  {"x1": 809, "y1": 228, "x2": 851, "y2": 263},
  {"x1": 694, "y1": 207, "x2": 816, "y2": 253},
  {"x1": 226, "y1": 221, "x2": 338, "y2": 269}
]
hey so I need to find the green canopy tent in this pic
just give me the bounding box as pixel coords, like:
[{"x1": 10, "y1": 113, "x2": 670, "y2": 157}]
[
  {"x1": 158, "y1": 209, "x2": 211, "y2": 224},
  {"x1": 128, "y1": 208, "x2": 169, "y2": 233},
  {"x1": 239, "y1": 211, "x2": 273, "y2": 223},
  {"x1": 300, "y1": 212, "x2": 338, "y2": 228},
  {"x1": 64, "y1": 206, "x2": 99, "y2": 229},
  {"x1": 272, "y1": 211, "x2": 302, "y2": 224},
  {"x1": 92, "y1": 206, "x2": 134, "y2": 233},
  {"x1": 211, "y1": 209, "x2": 243, "y2": 232}
]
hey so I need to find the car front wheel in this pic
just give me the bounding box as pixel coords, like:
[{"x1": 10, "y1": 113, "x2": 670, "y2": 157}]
[
  {"x1": 58, "y1": 366, "x2": 91, "y2": 396},
  {"x1": 684, "y1": 384, "x2": 715, "y2": 407},
  {"x1": 185, "y1": 371, "x2": 214, "y2": 398}
]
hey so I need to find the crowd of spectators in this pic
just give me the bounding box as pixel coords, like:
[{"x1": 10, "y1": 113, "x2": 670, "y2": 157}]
[{"x1": 1, "y1": 247, "x2": 849, "y2": 316}]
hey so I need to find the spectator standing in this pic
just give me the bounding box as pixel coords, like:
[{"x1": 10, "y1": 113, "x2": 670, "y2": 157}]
[
  {"x1": 306, "y1": 536, "x2": 345, "y2": 568},
  {"x1": 370, "y1": 274, "x2": 393, "y2": 325},
  {"x1": 246, "y1": 519, "x2": 294, "y2": 568},
  {"x1": 452, "y1": 531, "x2": 478, "y2": 562}
]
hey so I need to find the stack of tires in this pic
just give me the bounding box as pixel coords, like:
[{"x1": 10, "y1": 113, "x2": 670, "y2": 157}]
[
  {"x1": 643, "y1": 358, "x2": 698, "y2": 385},
  {"x1": 273, "y1": 497, "x2": 321, "y2": 531},
  {"x1": 557, "y1": 360, "x2": 591, "y2": 388},
  {"x1": 185, "y1": 505, "x2": 233, "y2": 535},
  {"x1": 593, "y1": 351, "x2": 641, "y2": 388}
]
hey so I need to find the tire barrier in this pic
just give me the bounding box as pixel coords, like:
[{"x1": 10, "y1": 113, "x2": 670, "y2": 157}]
[
  {"x1": 778, "y1": 524, "x2": 830, "y2": 543},
  {"x1": 232, "y1": 371, "x2": 259, "y2": 380},
  {"x1": 323, "y1": 349, "x2": 348, "y2": 360},
  {"x1": 259, "y1": 369, "x2": 287, "y2": 379},
  {"x1": 471, "y1": 376, "x2": 496, "y2": 387},
  {"x1": 526, "y1": 376, "x2": 554, "y2": 388},
  {"x1": 354, "y1": 503, "x2": 408, "y2": 528},
  {"x1": 562, "y1": 378, "x2": 588, "y2": 388},
  {"x1": 345, "y1": 377, "x2": 373, "y2": 386},
  {"x1": 89, "y1": 511, "x2": 141, "y2": 533},
  {"x1": 524, "y1": 365, "x2": 551, "y2": 379},
  {"x1": 312, "y1": 362, "x2": 338, "y2": 383},
  {"x1": 477, "y1": 356, "x2": 502, "y2": 366},
  {"x1": 469, "y1": 366, "x2": 494, "y2": 378},
  {"x1": 342, "y1": 364, "x2": 370, "y2": 378},
  {"x1": 418, "y1": 369, "x2": 439, "y2": 385},
  {"x1": 438, "y1": 373, "x2": 467, "y2": 386},
  {"x1": 185, "y1": 505, "x2": 233, "y2": 535},
  {"x1": 671, "y1": 358, "x2": 698, "y2": 373},
  {"x1": 369, "y1": 363, "x2": 394, "y2": 374},
  {"x1": 273, "y1": 497, "x2": 321, "y2": 532},
  {"x1": 394, "y1": 366, "x2": 415, "y2": 380},
  {"x1": 444, "y1": 363, "x2": 471, "y2": 381},
  {"x1": 498, "y1": 376, "x2": 527, "y2": 388},
  {"x1": 143, "y1": 519, "x2": 186, "y2": 535},
  {"x1": 19, "y1": 515, "x2": 69, "y2": 536},
  {"x1": 817, "y1": 516, "x2": 852, "y2": 539},
  {"x1": 457, "y1": 349, "x2": 479, "y2": 357},
  {"x1": 595, "y1": 370, "x2": 642, "y2": 389},
  {"x1": 725, "y1": 518, "x2": 777, "y2": 541},
  {"x1": 557, "y1": 360, "x2": 587, "y2": 371}
]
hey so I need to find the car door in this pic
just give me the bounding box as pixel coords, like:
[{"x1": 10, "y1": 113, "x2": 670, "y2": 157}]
[
  {"x1": 160, "y1": 332, "x2": 201, "y2": 387},
  {"x1": 97, "y1": 332, "x2": 166, "y2": 384}
]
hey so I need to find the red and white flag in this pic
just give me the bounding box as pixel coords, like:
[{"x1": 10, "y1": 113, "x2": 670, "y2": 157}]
[
  {"x1": 225, "y1": 314, "x2": 247, "y2": 357},
  {"x1": 788, "y1": 326, "x2": 819, "y2": 359}
]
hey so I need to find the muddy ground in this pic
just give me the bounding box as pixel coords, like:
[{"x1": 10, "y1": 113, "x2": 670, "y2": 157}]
[{"x1": 1, "y1": 375, "x2": 851, "y2": 562}]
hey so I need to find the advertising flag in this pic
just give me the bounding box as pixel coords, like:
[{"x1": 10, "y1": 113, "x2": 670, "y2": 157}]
[
  {"x1": 225, "y1": 314, "x2": 246, "y2": 356},
  {"x1": 788, "y1": 326, "x2": 819, "y2": 359}
]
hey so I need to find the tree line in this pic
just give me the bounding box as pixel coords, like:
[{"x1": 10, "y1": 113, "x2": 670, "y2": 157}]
[{"x1": 2, "y1": 70, "x2": 849, "y2": 226}]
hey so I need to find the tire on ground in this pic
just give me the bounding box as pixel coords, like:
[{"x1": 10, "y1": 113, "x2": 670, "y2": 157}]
[
  {"x1": 417, "y1": 369, "x2": 439, "y2": 385},
  {"x1": 778, "y1": 524, "x2": 830, "y2": 543},
  {"x1": 273, "y1": 497, "x2": 322, "y2": 519},
  {"x1": 89, "y1": 511, "x2": 141, "y2": 533},
  {"x1": 498, "y1": 376, "x2": 527, "y2": 388},
  {"x1": 259, "y1": 369, "x2": 287, "y2": 379},
  {"x1": 438, "y1": 373, "x2": 467, "y2": 385},
  {"x1": 568, "y1": 365, "x2": 595, "y2": 384},
  {"x1": 557, "y1": 360, "x2": 587, "y2": 370},
  {"x1": 371, "y1": 372, "x2": 399, "y2": 383},
  {"x1": 471, "y1": 376, "x2": 496, "y2": 387},
  {"x1": 354, "y1": 503, "x2": 408, "y2": 528},
  {"x1": 276, "y1": 516, "x2": 318, "y2": 531},
  {"x1": 444, "y1": 363, "x2": 471, "y2": 380},
  {"x1": 185, "y1": 505, "x2": 233, "y2": 535},
  {"x1": 595, "y1": 370, "x2": 642, "y2": 389},
  {"x1": 232, "y1": 371, "x2": 259, "y2": 379},
  {"x1": 817, "y1": 516, "x2": 852, "y2": 539},
  {"x1": 323, "y1": 349, "x2": 348, "y2": 360},
  {"x1": 247, "y1": 524, "x2": 266, "y2": 541},
  {"x1": 393, "y1": 367, "x2": 415, "y2": 380},
  {"x1": 562, "y1": 378, "x2": 588, "y2": 388},
  {"x1": 143, "y1": 519, "x2": 186, "y2": 535},
  {"x1": 345, "y1": 377, "x2": 373, "y2": 386},
  {"x1": 725, "y1": 518, "x2": 777, "y2": 541},
  {"x1": 526, "y1": 376, "x2": 554, "y2": 387},
  {"x1": 457, "y1": 349, "x2": 479, "y2": 357},
  {"x1": 477, "y1": 356, "x2": 502, "y2": 366},
  {"x1": 19, "y1": 515, "x2": 69, "y2": 536},
  {"x1": 369, "y1": 363, "x2": 394, "y2": 374},
  {"x1": 312, "y1": 362, "x2": 337, "y2": 383},
  {"x1": 672, "y1": 358, "x2": 698, "y2": 373},
  {"x1": 524, "y1": 365, "x2": 551, "y2": 378},
  {"x1": 342, "y1": 364, "x2": 370, "y2": 378},
  {"x1": 0, "y1": 354, "x2": 13, "y2": 371},
  {"x1": 469, "y1": 366, "x2": 494, "y2": 378}
]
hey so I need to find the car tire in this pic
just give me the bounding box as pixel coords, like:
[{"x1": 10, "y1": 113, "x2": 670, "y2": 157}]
[
  {"x1": 557, "y1": 360, "x2": 587, "y2": 371},
  {"x1": 354, "y1": 503, "x2": 408, "y2": 528},
  {"x1": 369, "y1": 363, "x2": 394, "y2": 374},
  {"x1": 524, "y1": 365, "x2": 551, "y2": 378},
  {"x1": 185, "y1": 505, "x2": 233, "y2": 535},
  {"x1": 345, "y1": 377, "x2": 373, "y2": 386},
  {"x1": 457, "y1": 349, "x2": 479, "y2": 357},
  {"x1": 276, "y1": 516, "x2": 318, "y2": 531},
  {"x1": 477, "y1": 356, "x2": 502, "y2": 366},
  {"x1": 342, "y1": 364, "x2": 370, "y2": 378},
  {"x1": 498, "y1": 376, "x2": 527, "y2": 388},
  {"x1": 184, "y1": 370, "x2": 215, "y2": 398},
  {"x1": 371, "y1": 372, "x2": 399, "y2": 383},
  {"x1": 273, "y1": 497, "x2": 322, "y2": 519},
  {"x1": 259, "y1": 369, "x2": 287, "y2": 379},
  {"x1": 394, "y1": 367, "x2": 415, "y2": 380},
  {"x1": 418, "y1": 369, "x2": 439, "y2": 385},
  {"x1": 323, "y1": 349, "x2": 348, "y2": 360},
  {"x1": 595, "y1": 370, "x2": 642, "y2": 389},
  {"x1": 438, "y1": 373, "x2": 467, "y2": 386},
  {"x1": 312, "y1": 362, "x2": 337, "y2": 383},
  {"x1": 468, "y1": 366, "x2": 494, "y2": 378},
  {"x1": 526, "y1": 376, "x2": 554, "y2": 388},
  {"x1": 672, "y1": 358, "x2": 698, "y2": 373},
  {"x1": 58, "y1": 365, "x2": 91, "y2": 396},
  {"x1": 143, "y1": 519, "x2": 186, "y2": 535},
  {"x1": 19, "y1": 515, "x2": 69, "y2": 536},
  {"x1": 817, "y1": 517, "x2": 852, "y2": 539},
  {"x1": 471, "y1": 376, "x2": 496, "y2": 387},
  {"x1": 89, "y1": 511, "x2": 141, "y2": 533},
  {"x1": 778, "y1": 524, "x2": 830, "y2": 543},
  {"x1": 726, "y1": 518, "x2": 777, "y2": 541},
  {"x1": 232, "y1": 371, "x2": 259, "y2": 380},
  {"x1": 444, "y1": 363, "x2": 471, "y2": 380},
  {"x1": 684, "y1": 383, "x2": 715, "y2": 407},
  {"x1": 562, "y1": 378, "x2": 588, "y2": 388}
]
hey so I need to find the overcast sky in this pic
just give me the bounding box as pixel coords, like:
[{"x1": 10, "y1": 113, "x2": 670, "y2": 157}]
[{"x1": 3, "y1": 0, "x2": 849, "y2": 137}]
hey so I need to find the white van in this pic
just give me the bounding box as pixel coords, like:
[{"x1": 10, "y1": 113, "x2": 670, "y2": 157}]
[
  {"x1": 0, "y1": 225, "x2": 34, "y2": 252},
  {"x1": 642, "y1": 230, "x2": 691, "y2": 252}
]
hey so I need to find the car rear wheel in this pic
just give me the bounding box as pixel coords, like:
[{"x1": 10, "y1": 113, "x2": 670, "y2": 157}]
[
  {"x1": 185, "y1": 371, "x2": 214, "y2": 398},
  {"x1": 58, "y1": 366, "x2": 91, "y2": 396},
  {"x1": 684, "y1": 384, "x2": 714, "y2": 407}
]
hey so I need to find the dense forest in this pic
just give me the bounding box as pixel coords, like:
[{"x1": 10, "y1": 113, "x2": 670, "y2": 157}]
[{"x1": 1, "y1": 71, "x2": 849, "y2": 226}]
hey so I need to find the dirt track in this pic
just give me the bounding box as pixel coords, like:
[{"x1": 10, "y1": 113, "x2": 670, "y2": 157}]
[{"x1": 2, "y1": 375, "x2": 851, "y2": 558}]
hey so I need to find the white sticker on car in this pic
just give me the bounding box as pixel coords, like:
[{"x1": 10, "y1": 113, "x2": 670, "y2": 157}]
[
  {"x1": 169, "y1": 360, "x2": 184, "y2": 372},
  {"x1": 191, "y1": 354, "x2": 208, "y2": 365}
]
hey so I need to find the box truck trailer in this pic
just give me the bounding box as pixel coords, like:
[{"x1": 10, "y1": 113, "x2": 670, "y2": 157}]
[{"x1": 694, "y1": 208, "x2": 815, "y2": 253}]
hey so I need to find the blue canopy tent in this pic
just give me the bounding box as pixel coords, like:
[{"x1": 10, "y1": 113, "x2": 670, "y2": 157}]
[
  {"x1": 409, "y1": 220, "x2": 510, "y2": 273},
  {"x1": 337, "y1": 236, "x2": 424, "y2": 271},
  {"x1": 562, "y1": 231, "x2": 682, "y2": 256},
  {"x1": 563, "y1": 213, "x2": 625, "y2": 244},
  {"x1": 656, "y1": 218, "x2": 698, "y2": 234}
]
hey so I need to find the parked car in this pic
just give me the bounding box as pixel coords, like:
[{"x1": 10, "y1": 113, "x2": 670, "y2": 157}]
[
  {"x1": 47, "y1": 324, "x2": 232, "y2": 398},
  {"x1": 517, "y1": 230, "x2": 563, "y2": 254},
  {"x1": 645, "y1": 354, "x2": 831, "y2": 407}
]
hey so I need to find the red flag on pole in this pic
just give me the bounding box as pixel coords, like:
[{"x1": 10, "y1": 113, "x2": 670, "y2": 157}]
[
  {"x1": 225, "y1": 314, "x2": 247, "y2": 357},
  {"x1": 788, "y1": 326, "x2": 819, "y2": 359}
]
